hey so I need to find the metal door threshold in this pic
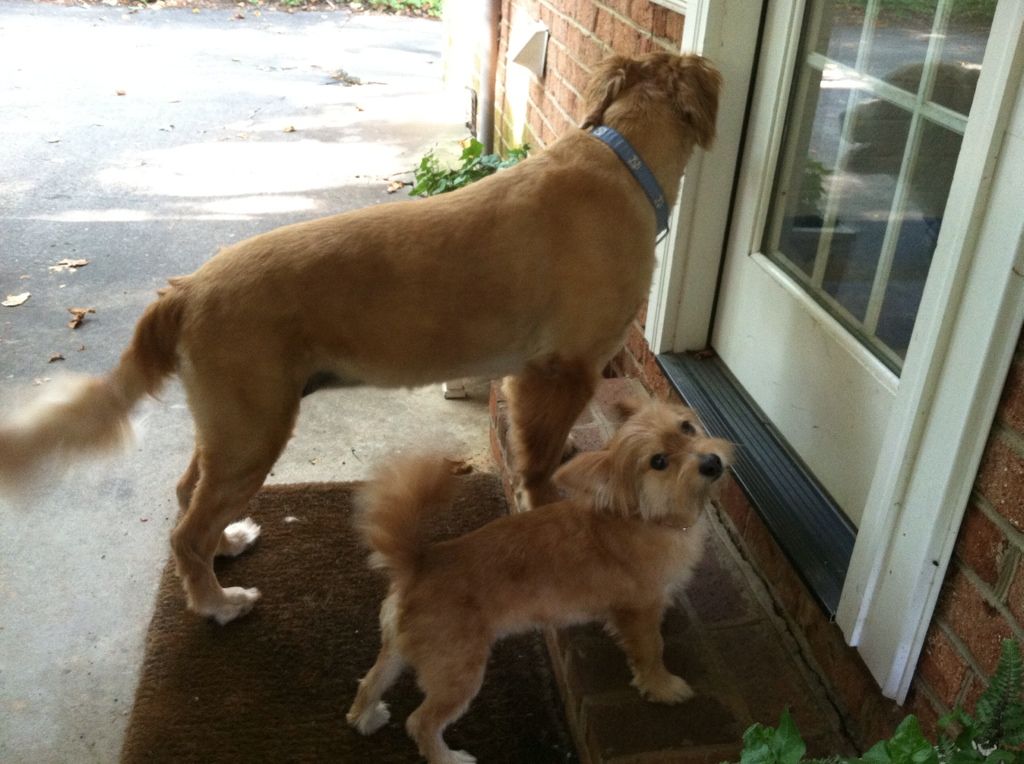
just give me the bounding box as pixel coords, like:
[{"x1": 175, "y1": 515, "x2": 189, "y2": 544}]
[{"x1": 658, "y1": 352, "x2": 855, "y2": 617}]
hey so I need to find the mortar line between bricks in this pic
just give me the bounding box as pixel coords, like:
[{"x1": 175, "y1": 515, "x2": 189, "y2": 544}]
[
  {"x1": 593, "y1": 1, "x2": 663, "y2": 40},
  {"x1": 994, "y1": 420, "x2": 1024, "y2": 459},
  {"x1": 544, "y1": 6, "x2": 597, "y2": 69},
  {"x1": 948, "y1": 559, "x2": 1024, "y2": 644},
  {"x1": 700, "y1": 615, "x2": 772, "y2": 631},
  {"x1": 528, "y1": 92, "x2": 560, "y2": 137},
  {"x1": 674, "y1": 588, "x2": 756, "y2": 726},
  {"x1": 936, "y1": 618, "x2": 994, "y2": 692},
  {"x1": 545, "y1": 78, "x2": 578, "y2": 130},
  {"x1": 971, "y1": 489, "x2": 1024, "y2": 554},
  {"x1": 706, "y1": 502, "x2": 863, "y2": 747},
  {"x1": 994, "y1": 546, "x2": 1021, "y2": 602},
  {"x1": 556, "y1": 67, "x2": 586, "y2": 102},
  {"x1": 915, "y1": 671, "x2": 955, "y2": 720},
  {"x1": 542, "y1": 627, "x2": 592, "y2": 764}
]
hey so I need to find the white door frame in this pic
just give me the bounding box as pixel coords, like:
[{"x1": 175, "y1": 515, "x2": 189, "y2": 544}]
[
  {"x1": 644, "y1": 0, "x2": 763, "y2": 353},
  {"x1": 651, "y1": 0, "x2": 1024, "y2": 701}
]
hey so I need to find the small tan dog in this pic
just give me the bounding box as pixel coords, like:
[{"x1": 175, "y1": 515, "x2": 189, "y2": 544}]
[
  {"x1": 346, "y1": 399, "x2": 733, "y2": 764},
  {"x1": 0, "y1": 52, "x2": 721, "y2": 624}
]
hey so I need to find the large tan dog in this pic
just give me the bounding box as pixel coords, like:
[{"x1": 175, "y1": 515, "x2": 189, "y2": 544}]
[
  {"x1": 0, "y1": 52, "x2": 721, "y2": 624},
  {"x1": 347, "y1": 399, "x2": 733, "y2": 763}
]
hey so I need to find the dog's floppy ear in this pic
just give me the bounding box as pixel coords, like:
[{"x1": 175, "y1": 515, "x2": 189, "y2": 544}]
[
  {"x1": 554, "y1": 450, "x2": 615, "y2": 508},
  {"x1": 669, "y1": 55, "x2": 722, "y2": 149},
  {"x1": 580, "y1": 55, "x2": 636, "y2": 129}
]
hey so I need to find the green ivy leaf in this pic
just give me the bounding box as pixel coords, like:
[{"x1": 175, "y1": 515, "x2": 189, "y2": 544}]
[
  {"x1": 849, "y1": 718, "x2": 938, "y2": 764},
  {"x1": 409, "y1": 137, "x2": 529, "y2": 197},
  {"x1": 459, "y1": 138, "x2": 484, "y2": 161},
  {"x1": 740, "y1": 710, "x2": 807, "y2": 764},
  {"x1": 733, "y1": 642, "x2": 1024, "y2": 764},
  {"x1": 855, "y1": 740, "x2": 895, "y2": 764}
]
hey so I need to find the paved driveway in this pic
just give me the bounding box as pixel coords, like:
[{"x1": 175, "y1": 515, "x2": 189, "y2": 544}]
[{"x1": 0, "y1": 3, "x2": 488, "y2": 760}]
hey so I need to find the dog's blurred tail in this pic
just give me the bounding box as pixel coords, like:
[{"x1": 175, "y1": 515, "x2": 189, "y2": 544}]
[
  {"x1": 0, "y1": 283, "x2": 186, "y2": 492},
  {"x1": 356, "y1": 456, "x2": 458, "y2": 589}
]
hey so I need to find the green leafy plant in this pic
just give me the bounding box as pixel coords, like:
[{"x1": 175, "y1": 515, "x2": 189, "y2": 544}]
[
  {"x1": 938, "y1": 640, "x2": 1024, "y2": 761},
  {"x1": 739, "y1": 709, "x2": 839, "y2": 764},
  {"x1": 258, "y1": 1, "x2": 440, "y2": 16},
  {"x1": 733, "y1": 640, "x2": 1024, "y2": 764},
  {"x1": 850, "y1": 716, "x2": 940, "y2": 764},
  {"x1": 360, "y1": 0, "x2": 443, "y2": 18},
  {"x1": 410, "y1": 137, "x2": 529, "y2": 197}
]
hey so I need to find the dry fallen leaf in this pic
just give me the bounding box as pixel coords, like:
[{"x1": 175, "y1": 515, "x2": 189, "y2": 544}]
[
  {"x1": 2, "y1": 292, "x2": 30, "y2": 307},
  {"x1": 386, "y1": 180, "x2": 408, "y2": 194},
  {"x1": 48, "y1": 352, "x2": 65, "y2": 363},
  {"x1": 48, "y1": 258, "x2": 89, "y2": 273},
  {"x1": 329, "y1": 69, "x2": 363, "y2": 86},
  {"x1": 67, "y1": 306, "x2": 96, "y2": 329},
  {"x1": 283, "y1": 125, "x2": 296, "y2": 133}
]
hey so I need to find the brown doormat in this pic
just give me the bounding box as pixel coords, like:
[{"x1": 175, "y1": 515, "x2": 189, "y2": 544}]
[{"x1": 121, "y1": 473, "x2": 578, "y2": 763}]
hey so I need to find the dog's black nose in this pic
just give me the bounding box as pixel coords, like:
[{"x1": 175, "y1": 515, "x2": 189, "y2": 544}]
[{"x1": 698, "y1": 453, "x2": 723, "y2": 479}]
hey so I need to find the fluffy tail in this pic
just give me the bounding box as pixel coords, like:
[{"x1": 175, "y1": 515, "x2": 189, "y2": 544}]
[
  {"x1": 355, "y1": 456, "x2": 458, "y2": 589},
  {"x1": 0, "y1": 284, "x2": 186, "y2": 491}
]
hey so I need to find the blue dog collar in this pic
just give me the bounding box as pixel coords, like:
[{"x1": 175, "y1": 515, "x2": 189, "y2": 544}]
[{"x1": 590, "y1": 125, "x2": 669, "y2": 238}]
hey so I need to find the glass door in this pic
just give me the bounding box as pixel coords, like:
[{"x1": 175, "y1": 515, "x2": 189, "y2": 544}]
[{"x1": 713, "y1": 0, "x2": 995, "y2": 523}]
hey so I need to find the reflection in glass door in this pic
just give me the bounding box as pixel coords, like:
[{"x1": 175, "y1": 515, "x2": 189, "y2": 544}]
[{"x1": 763, "y1": 0, "x2": 993, "y2": 370}]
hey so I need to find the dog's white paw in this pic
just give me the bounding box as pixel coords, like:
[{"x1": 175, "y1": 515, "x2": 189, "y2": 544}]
[
  {"x1": 636, "y1": 673, "x2": 695, "y2": 704},
  {"x1": 347, "y1": 701, "x2": 390, "y2": 735},
  {"x1": 206, "y1": 586, "x2": 261, "y2": 625},
  {"x1": 216, "y1": 518, "x2": 261, "y2": 557}
]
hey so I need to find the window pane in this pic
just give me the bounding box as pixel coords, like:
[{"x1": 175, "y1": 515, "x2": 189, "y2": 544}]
[
  {"x1": 773, "y1": 82, "x2": 853, "y2": 279},
  {"x1": 944, "y1": 0, "x2": 996, "y2": 72},
  {"x1": 864, "y1": 1, "x2": 937, "y2": 82},
  {"x1": 812, "y1": 4, "x2": 861, "y2": 68},
  {"x1": 762, "y1": 0, "x2": 993, "y2": 372},
  {"x1": 874, "y1": 121, "x2": 963, "y2": 356}
]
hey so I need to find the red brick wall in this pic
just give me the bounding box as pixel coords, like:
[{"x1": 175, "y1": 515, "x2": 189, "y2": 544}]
[
  {"x1": 493, "y1": 0, "x2": 683, "y2": 151},
  {"x1": 912, "y1": 333, "x2": 1024, "y2": 719},
  {"x1": 489, "y1": 0, "x2": 1024, "y2": 753}
]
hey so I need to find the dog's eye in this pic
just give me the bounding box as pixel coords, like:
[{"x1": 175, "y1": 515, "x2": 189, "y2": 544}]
[
  {"x1": 650, "y1": 454, "x2": 669, "y2": 471},
  {"x1": 680, "y1": 421, "x2": 697, "y2": 435}
]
